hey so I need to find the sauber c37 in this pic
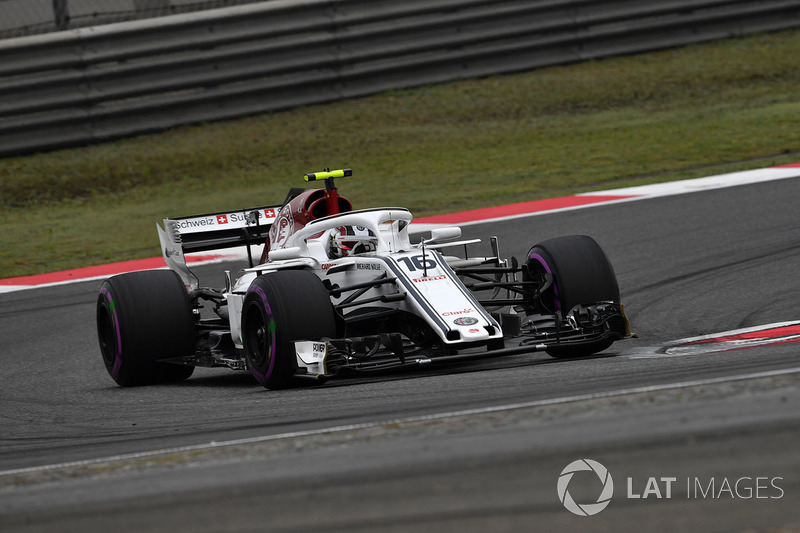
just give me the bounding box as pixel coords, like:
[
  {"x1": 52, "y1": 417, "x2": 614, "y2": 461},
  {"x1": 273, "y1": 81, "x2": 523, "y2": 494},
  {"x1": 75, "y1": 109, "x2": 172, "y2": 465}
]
[{"x1": 97, "y1": 169, "x2": 632, "y2": 388}]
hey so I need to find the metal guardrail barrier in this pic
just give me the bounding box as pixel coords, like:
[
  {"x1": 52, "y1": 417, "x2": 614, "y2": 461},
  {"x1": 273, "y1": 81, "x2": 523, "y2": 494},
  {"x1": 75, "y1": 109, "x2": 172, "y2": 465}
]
[
  {"x1": 0, "y1": 0, "x2": 267, "y2": 39},
  {"x1": 1, "y1": 0, "x2": 799, "y2": 157}
]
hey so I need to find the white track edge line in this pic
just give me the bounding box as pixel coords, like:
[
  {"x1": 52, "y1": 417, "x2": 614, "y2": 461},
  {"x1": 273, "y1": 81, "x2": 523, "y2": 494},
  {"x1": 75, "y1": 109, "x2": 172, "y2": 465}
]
[{"x1": 3, "y1": 365, "x2": 800, "y2": 478}]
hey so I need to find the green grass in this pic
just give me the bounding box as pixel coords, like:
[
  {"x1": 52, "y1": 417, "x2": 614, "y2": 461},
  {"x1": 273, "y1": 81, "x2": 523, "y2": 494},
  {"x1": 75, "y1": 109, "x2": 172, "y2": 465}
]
[{"x1": 2, "y1": 29, "x2": 800, "y2": 277}]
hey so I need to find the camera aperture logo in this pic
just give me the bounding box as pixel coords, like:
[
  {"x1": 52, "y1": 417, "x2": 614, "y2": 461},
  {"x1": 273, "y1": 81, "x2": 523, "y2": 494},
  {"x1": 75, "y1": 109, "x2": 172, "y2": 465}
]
[
  {"x1": 558, "y1": 459, "x2": 785, "y2": 517},
  {"x1": 557, "y1": 459, "x2": 614, "y2": 516}
]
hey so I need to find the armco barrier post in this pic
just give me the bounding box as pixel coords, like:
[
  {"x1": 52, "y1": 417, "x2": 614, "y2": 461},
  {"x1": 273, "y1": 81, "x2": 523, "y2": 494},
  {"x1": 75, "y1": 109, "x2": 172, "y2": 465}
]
[{"x1": 52, "y1": 0, "x2": 69, "y2": 30}]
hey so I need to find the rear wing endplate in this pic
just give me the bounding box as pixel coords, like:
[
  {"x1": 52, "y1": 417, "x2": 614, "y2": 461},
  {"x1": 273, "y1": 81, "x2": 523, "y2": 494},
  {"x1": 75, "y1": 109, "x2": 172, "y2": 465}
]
[{"x1": 157, "y1": 206, "x2": 279, "y2": 289}]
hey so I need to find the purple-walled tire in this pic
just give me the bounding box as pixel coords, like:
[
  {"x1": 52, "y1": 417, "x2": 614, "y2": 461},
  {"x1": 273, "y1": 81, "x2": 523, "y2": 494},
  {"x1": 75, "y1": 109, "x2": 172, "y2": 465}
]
[
  {"x1": 525, "y1": 235, "x2": 620, "y2": 358},
  {"x1": 97, "y1": 270, "x2": 195, "y2": 386},
  {"x1": 242, "y1": 270, "x2": 339, "y2": 390}
]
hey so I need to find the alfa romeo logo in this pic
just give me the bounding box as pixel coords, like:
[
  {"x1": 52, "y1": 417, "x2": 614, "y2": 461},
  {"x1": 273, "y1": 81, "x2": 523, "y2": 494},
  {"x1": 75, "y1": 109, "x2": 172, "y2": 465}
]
[{"x1": 557, "y1": 459, "x2": 614, "y2": 516}]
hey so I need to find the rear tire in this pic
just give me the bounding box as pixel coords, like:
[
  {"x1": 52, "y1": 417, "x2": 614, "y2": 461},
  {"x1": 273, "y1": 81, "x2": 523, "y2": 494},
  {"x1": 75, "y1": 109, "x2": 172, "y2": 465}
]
[
  {"x1": 97, "y1": 270, "x2": 195, "y2": 386},
  {"x1": 242, "y1": 270, "x2": 339, "y2": 389},
  {"x1": 526, "y1": 235, "x2": 619, "y2": 358}
]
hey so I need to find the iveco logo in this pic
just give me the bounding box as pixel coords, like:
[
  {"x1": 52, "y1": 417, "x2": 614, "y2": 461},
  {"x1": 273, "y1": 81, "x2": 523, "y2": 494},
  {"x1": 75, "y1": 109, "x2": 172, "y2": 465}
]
[{"x1": 453, "y1": 317, "x2": 479, "y2": 326}]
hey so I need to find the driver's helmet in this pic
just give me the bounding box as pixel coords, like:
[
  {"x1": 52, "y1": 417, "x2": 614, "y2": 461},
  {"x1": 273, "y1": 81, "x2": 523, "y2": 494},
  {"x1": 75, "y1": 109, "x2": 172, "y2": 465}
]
[{"x1": 329, "y1": 225, "x2": 376, "y2": 258}]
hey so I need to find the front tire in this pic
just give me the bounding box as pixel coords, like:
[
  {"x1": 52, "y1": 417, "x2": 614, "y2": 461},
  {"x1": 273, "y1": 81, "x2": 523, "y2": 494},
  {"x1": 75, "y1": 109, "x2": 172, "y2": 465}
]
[
  {"x1": 526, "y1": 235, "x2": 619, "y2": 358},
  {"x1": 242, "y1": 270, "x2": 339, "y2": 389},
  {"x1": 97, "y1": 270, "x2": 196, "y2": 386}
]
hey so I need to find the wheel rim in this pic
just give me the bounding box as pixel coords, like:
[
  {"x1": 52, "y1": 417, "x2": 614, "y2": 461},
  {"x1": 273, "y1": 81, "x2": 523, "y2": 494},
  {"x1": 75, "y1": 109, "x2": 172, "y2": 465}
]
[
  {"x1": 245, "y1": 303, "x2": 271, "y2": 369},
  {"x1": 243, "y1": 285, "x2": 278, "y2": 384},
  {"x1": 97, "y1": 287, "x2": 122, "y2": 379},
  {"x1": 527, "y1": 252, "x2": 560, "y2": 312},
  {"x1": 98, "y1": 305, "x2": 117, "y2": 367}
]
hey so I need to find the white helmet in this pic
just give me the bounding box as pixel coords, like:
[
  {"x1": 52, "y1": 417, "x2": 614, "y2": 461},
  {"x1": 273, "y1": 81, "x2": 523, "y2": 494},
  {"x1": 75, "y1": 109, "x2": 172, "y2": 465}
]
[{"x1": 329, "y1": 226, "x2": 376, "y2": 258}]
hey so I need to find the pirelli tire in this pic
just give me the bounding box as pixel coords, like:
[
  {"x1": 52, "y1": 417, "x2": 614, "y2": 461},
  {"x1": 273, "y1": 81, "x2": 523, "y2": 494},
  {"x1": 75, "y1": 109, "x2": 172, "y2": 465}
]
[
  {"x1": 242, "y1": 270, "x2": 339, "y2": 390},
  {"x1": 526, "y1": 235, "x2": 620, "y2": 359},
  {"x1": 97, "y1": 270, "x2": 196, "y2": 386}
]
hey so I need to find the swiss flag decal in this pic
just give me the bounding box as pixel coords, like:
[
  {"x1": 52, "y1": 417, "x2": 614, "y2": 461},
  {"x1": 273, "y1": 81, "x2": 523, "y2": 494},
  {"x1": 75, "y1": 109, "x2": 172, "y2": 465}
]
[
  {"x1": 217, "y1": 215, "x2": 228, "y2": 224},
  {"x1": 264, "y1": 209, "x2": 276, "y2": 218}
]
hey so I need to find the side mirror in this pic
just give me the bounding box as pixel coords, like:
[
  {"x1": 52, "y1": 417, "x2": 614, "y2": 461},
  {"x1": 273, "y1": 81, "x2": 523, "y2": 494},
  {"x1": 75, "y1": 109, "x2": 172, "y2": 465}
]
[
  {"x1": 268, "y1": 247, "x2": 302, "y2": 261},
  {"x1": 427, "y1": 227, "x2": 461, "y2": 244}
]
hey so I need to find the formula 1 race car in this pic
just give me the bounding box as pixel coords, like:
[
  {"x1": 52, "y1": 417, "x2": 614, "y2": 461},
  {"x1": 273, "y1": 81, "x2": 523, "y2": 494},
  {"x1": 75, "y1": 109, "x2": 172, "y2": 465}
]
[{"x1": 97, "y1": 169, "x2": 632, "y2": 388}]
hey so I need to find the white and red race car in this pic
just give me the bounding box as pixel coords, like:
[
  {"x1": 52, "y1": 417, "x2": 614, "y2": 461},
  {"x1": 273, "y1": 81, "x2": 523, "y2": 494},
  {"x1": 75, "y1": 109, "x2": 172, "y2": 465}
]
[{"x1": 97, "y1": 169, "x2": 632, "y2": 388}]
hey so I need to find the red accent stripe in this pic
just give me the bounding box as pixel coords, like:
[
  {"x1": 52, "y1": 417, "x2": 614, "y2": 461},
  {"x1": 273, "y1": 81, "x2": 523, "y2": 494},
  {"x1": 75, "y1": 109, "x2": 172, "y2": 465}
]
[
  {"x1": 684, "y1": 324, "x2": 800, "y2": 345},
  {"x1": 414, "y1": 195, "x2": 635, "y2": 224},
  {"x1": 690, "y1": 337, "x2": 800, "y2": 355},
  {"x1": 0, "y1": 255, "x2": 223, "y2": 286},
  {"x1": 775, "y1": 163, "x2": 800, "y2": 168}
]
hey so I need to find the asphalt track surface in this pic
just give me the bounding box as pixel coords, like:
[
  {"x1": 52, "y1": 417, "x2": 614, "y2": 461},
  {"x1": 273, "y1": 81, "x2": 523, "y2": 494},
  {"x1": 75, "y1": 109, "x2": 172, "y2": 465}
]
[{"x1": 2, "y1": 177, "x2": 800, "y2": 532}]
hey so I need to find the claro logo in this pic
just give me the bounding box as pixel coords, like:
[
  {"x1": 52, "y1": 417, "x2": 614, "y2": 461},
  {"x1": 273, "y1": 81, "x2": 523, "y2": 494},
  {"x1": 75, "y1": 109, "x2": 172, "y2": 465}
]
[{"x1": 441, "y1": 308, "x2": 474, "y2": 316}]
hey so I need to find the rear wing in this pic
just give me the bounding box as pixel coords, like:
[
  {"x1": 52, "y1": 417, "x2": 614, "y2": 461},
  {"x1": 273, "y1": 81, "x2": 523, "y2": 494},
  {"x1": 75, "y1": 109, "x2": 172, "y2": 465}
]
[
  {"x1": 167, "y1": 206, "x2": 279, "y2": 253},
  {"x1": 157, "y1": 206, "x2": 279, "y2": 290}
]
